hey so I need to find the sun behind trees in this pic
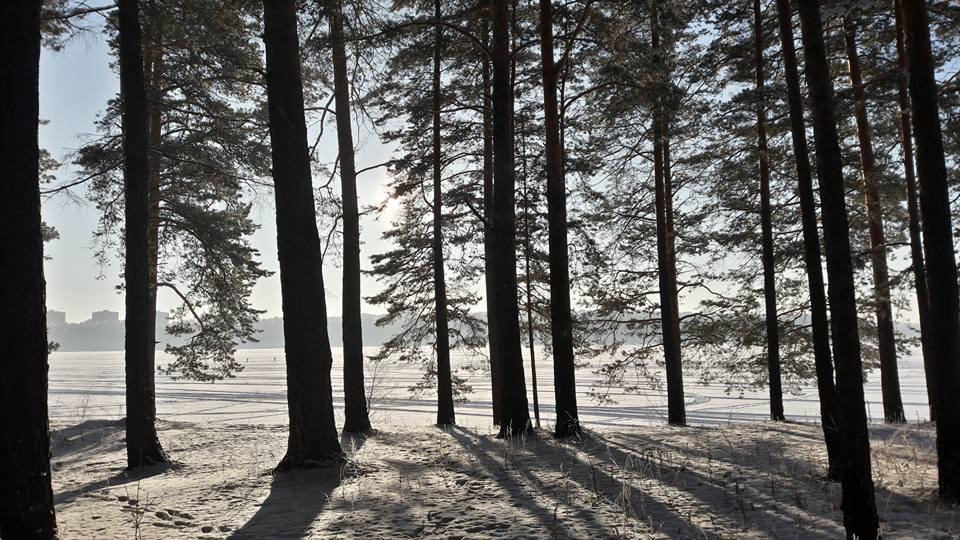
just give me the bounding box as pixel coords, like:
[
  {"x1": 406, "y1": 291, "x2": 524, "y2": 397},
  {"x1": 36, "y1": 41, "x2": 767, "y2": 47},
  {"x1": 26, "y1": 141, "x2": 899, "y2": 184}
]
[{"x1": 7, "y1": 0, "x2": 960, "y2": 537}]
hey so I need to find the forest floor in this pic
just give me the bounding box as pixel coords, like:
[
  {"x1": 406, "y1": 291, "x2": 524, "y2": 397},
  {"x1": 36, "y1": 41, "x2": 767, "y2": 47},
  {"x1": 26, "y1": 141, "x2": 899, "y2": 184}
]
[{"x1": 50, "y1": 418, "x2": 958, "y2": 538}]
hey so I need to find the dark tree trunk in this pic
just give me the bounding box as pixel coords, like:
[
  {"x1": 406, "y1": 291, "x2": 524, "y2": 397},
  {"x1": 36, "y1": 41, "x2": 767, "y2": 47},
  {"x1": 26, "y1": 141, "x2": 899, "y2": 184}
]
[
  {"x1": 663, "y1": 126, "x2": 685, "y2": 426},
  {"x1": 538, "y1": 0, "x2": 580, "y2": 438},
  {"x1": 774, "y1": 0, "x2": 842, "y2": 481},
  {"x1": 796, "y1": 1, "x2": 880, "y2": 536},
  {"x1": 0, "y1": 1, "x2": 59, "y2": 536},
  {"x1": 651, "y1": 5, "x2": 685, "y2": 427},
  {"x1": 432, "y1": 0, "x2": 455, "y2": 427},
  {"x1": 328, "y1": 0, "x2": 371, "y2": 434},
  {"x1": 481, "y1": 15, "x2": 502, "y2": 425},
  {"x1": 119, "y1": 0, "x2": 168, "y2": 469},
  {"x1": 511, "y1": 1, "x2": 539, "y2": 429},
  {"x1": 144, "y1": 0, "x2": 162, "y2": 362},
  {"x1": 900, "y1": 0, "x2": 960, "y2": 503},
  {"x1": 519, "y1": 118, "x2": 541, "y2": 430},
  {"x1": 491, "y1": 0, "x2": 531, "y2": 436},
  {"x1": 753, "y1": 0, "x2": 784, "y2": 422},
  {"x1": 843, "y1": 16, "x2": 906, "y2": 424},
  {"x1": 262, "y1": 0, "x2": 344, "y2": 469},
  {"x1": 893, "y1": 0, "x2": 936, "y2": 422}
]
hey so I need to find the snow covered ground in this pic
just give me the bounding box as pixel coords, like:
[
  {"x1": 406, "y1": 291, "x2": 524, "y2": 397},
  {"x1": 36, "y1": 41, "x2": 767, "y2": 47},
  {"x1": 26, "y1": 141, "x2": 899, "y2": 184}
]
[
  {"x1": 47, "y1": 348, "x2": 950, "y2": 538},
  {"x1": 50, "y1": 418, "x2": 956, "y2": 538},
  {"x1": 48, "y1": 347, "x2": 933, "y2": 428}
]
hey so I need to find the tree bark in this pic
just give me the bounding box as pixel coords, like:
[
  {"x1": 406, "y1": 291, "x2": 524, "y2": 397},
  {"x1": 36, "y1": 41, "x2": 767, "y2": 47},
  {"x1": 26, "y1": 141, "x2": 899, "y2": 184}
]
[
  {"x1": 893, "y1": 0, "x2": 936, "y2": 422},
  {"x1": 0, "y1": 1, "x2": 59, "y2": 535},
  {"x1": 754, "y1": 0, "x2": 784, "y2": 422},
  {"x1": 774, "y1": 0, "x2": 842, "y2": 481},
  {"x1": 481, "y1": 14, "x2": 502, "y2": 426},
  {"x1": 899, "y1": 0, "x2": 960, "y2": 503},
  {"x1": 663, "y1": 126, "x2": 686, "y2": 426},
  {"x1": 144, "y1": 0, "x2": 162, "y2": 369},
  {"x1": 796, "y1": 1, "x2": 880, "y2": 536},
  {"x1": 119, "y1": 0, "x2": 168, "y2": 469},
  {"x1": 651, "y1": 4, "x2": 686, "y2": 427},
  {"x1": 843, "y1": 16, "x2": 905, "y2": 424},
  {"x1": 492, "y1": 0, "x2": 531, "y2": 436},
  {"x1": 432, "y1": 0, "x2": 455, "y2": 427},
  {"x1": 519, "y1": 117, "x2": 541, "y2": 430},
  {"x1": 262, "y1": 0, "x2": 344, "y2": 469},
  {"x1": 538, "y1": 0, "x2": 581, "y2": 438},
  {"x1": 328, "y1": 0, "x2": 371, "y2": 434}
]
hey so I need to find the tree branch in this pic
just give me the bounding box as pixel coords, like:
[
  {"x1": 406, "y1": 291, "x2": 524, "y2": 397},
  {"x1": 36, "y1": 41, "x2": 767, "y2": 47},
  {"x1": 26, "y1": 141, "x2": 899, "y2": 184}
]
[{"x1": 157, "y1": 281, "x2": 206, "y2": 333}]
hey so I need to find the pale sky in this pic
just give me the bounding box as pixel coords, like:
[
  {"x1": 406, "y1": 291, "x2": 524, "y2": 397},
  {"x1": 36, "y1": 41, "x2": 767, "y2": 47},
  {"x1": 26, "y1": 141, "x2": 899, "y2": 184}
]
[{"x1": 39, "y1": 28, "x2": 397, "y2": 322}]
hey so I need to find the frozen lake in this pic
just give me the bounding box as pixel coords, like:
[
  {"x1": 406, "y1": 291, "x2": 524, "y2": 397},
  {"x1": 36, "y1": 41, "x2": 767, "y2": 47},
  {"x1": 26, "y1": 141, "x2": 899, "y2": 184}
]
[{"x1": 48, "y1": 347, "x2": 933, "y2": 429}]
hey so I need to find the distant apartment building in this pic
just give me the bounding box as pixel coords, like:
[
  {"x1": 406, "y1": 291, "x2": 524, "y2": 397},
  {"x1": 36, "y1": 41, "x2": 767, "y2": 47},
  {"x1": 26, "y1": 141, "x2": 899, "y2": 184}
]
[
  {"x1": 91, "y1": 310, "x2": 120, "y2": 324},
  {"x1": 47, "y1": 309, "x2": 66, "y2": 326}
]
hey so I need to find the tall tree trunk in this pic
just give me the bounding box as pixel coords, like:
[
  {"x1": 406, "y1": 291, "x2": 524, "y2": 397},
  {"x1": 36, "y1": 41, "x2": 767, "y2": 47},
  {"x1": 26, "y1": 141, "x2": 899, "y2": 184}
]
[
  {"x1": 651, "y1": 4, "x2": 686, "y2": 427},
  {"x1": 663, "y1": 125, "x2": 685, "y2": 424},
  {"x1": 0, "y1": 1, "x2": 59, "y2": 535},
  {"x1": 481, "y1": 15, "x2": 502, "y2": 425},
  {"x1": 538, "y1": 0, "x2": 580, "y2": 438},
  {"x1": 144, "y1": 0, "x2": 162, "y2": 361},
  {"x1": 119, "y1": 0, "x2": 168, "y2": 469},
  {"x1": 511, "y1": 8, "x2": 539, "y2": 428},
  {"x1": 491, "y1": 0, "x2": 531, "y2": 436},
  {"x1": 432, "y1": 0, "x2": 455, "y2": 427},
  {"x1": 262, "y1": 0, "x2": 344, "y2": 469},
  {"x1": 754, "y1": 0, "x2": 784, "y2": 422},
  {"x1": 519, "y1": 117, "x2": 541, "y2": 429},
  {"x1": 843, "y1": 16, "x2": 906, "y2": 424},
  {"x1": 893, "y1": 0, "x2": 936, "y2": 422},
  {"x1": 796, "y1": 1, "x2": 880, "y2": 536},
  {"x1": 329, "y1": 0, "x2": 371, "y2": 434},
  {"x1": 774, "y1": 0, "x2": 842, "y2": 481},
  {"x1": 899, "y1": 0, "x2": 960, "y2": 503}
]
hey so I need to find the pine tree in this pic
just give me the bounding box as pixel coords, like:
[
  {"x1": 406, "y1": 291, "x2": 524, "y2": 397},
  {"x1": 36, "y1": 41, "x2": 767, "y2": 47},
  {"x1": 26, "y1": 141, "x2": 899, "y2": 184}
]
[
  {"x1": 842, "y1": 12, "x2": 905, "y2": 424},
  {"x1": 576, "y1": 1, "x2": 708, "y2": 418},
  {"x1": 651, "y1": 1, "x2": 686, "y2": 426},
  {"x1": 365, "y1": 0, "x2": 487, "y2": 411},
  {"x1": 262, "y1": 0, "x2": 344, "y2": 470},
  {"x1": 893, "y1": 0, "x2": 936, "y2": 421},
  {"x1": 773, "y1": 0, "x2": 842, "y2": 480},
  {"x1": 796, "y1": 0, "x2": 879, "y2": 535},
  {"x1": 492, "y1": 0, "x2": 532, "y2": 436},
  {"x1": 327, "y1": 0, "x2": 372, "y2": 434},
  {"x1": 899, "y1": 0, "x2": 960, "y2": 503},
  {"x1": 0, "y1": 0, "x2": 59, "y2": 535},
  {"x1": 118, "y1": 0, "x2": 168, "y2": 468},
  {"x1": 431, "y1": 0, "x2": 456, "y2": 426},
  {"x1": 73, "y1": 0, "x2": 271, "y2": 382},
  {"x1": 538, "y1": 0, "x2": 581, "y2": 437},
  {"x1": 481, "y1": 13, "x2": 502, "y2": 424},
  {"x1": 752, "y1": 0, "x2": 784, "y2": 422}
]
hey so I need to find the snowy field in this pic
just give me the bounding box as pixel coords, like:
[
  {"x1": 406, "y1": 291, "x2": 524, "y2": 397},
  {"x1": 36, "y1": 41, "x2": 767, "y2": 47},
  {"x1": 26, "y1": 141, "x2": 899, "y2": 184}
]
[
  {"x1": 49, "y1": 347, "x2": 933, "y2": 429},
  {"x1": 47, "y1": 348, "x2": 954, "y2": 538}
]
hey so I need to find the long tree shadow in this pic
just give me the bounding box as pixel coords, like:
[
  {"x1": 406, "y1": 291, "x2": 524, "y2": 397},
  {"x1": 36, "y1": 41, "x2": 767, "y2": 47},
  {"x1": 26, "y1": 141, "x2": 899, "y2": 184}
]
[
  {"x1": 606, "y1": 427, "x2": 951, "y2": 536},
  {"x1": 522, "y1": 432, "x2": 726, "y2": 538},
  {"x1": 55, "y1": 461, "x2": 177, "y2": 506},
  {"x1": 231, "y1": 467, "x2": 341, "y2": 538},
  {"x1": 503, "y1": 426, "x2": 870, "y2": 538},
  {"x1": 52, "y1": 419, "x2": 178, "y2": 505},
  {"x1": 51, "y1": 419, "x2": 126, "y2": 463},
  {"x1": 445, "y1": 427, "x2": 563, "y2": 533}
]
